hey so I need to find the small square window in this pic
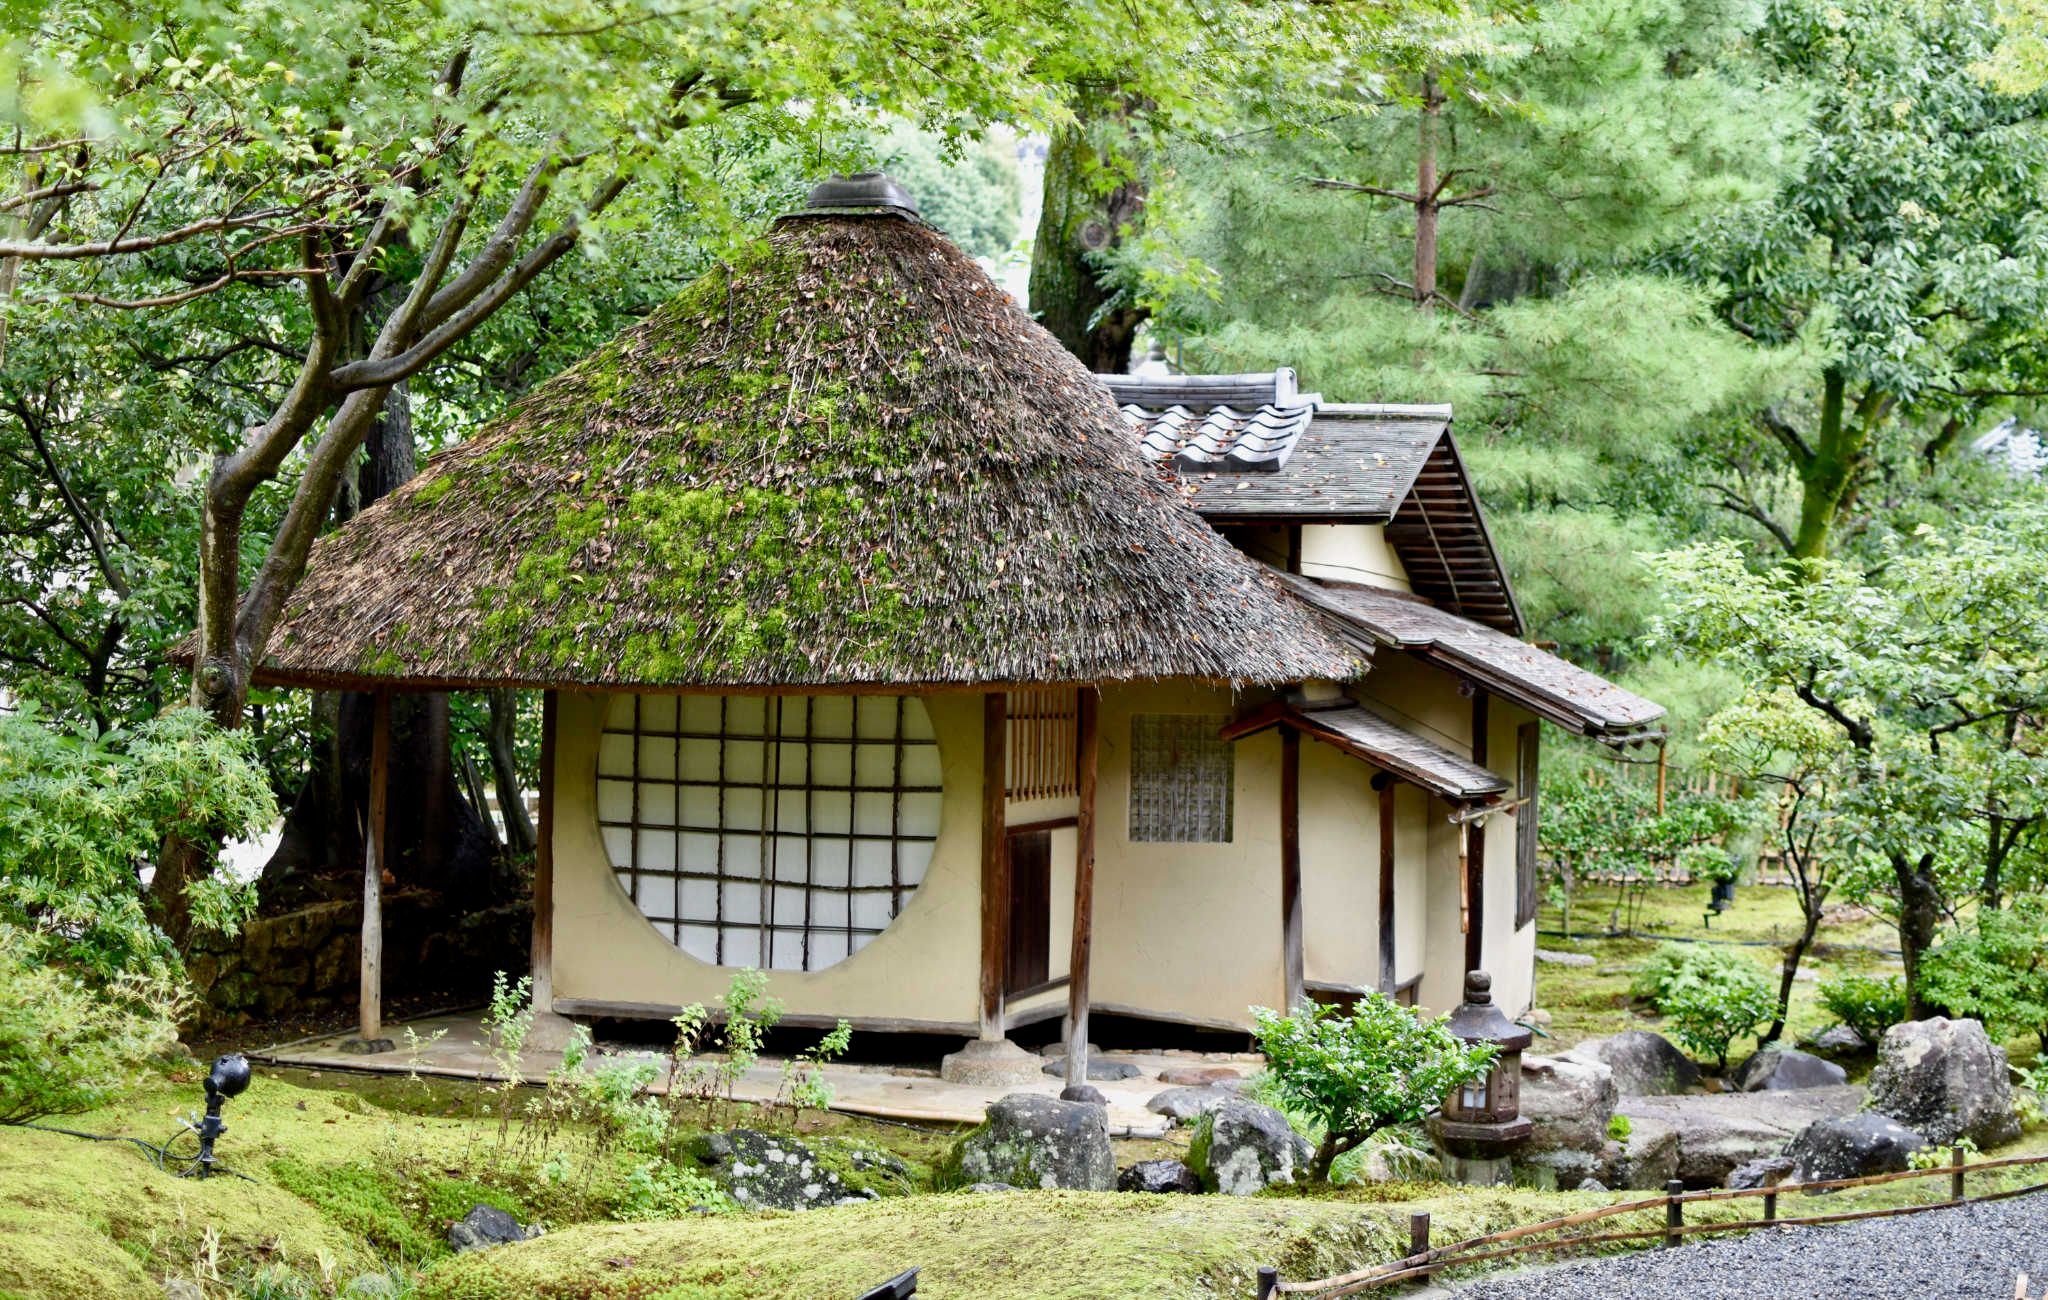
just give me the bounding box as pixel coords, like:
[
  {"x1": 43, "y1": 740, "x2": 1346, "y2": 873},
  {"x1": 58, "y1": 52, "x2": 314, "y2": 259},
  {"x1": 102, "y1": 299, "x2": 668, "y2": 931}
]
[{"x1": 1128, "y1": 714, "x2": 1234, "y2": 843}]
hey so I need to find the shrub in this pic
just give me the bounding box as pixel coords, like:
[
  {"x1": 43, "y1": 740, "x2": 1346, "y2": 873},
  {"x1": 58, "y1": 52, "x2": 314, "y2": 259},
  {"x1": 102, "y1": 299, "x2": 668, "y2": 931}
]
[
  {"x1": 1816, "y1": 972, "x2": 1907, "y2": 1048},
  {"x1": 1918, "y1": 899, "x2": 2048, "y2": 1051},
  {"x1": 1251, "y1": 996, "x2": 1495, "y2": 1183},
  {"x1": 1606, "y1": 1114, "x2": 1633, "y2": 1143},
  {"x1": 0, "y1": 925, "x2": 186, "y2": 1123},
  {"x1": 1660, "y1": 963, "x2": 1776, "y2": 1071},
  {"x1": 1630, "y1": 942, "x2": 1763, "y2": 1009},
  {"x1": 0, "y1": 706, "x2": 274, "y2": 978}
]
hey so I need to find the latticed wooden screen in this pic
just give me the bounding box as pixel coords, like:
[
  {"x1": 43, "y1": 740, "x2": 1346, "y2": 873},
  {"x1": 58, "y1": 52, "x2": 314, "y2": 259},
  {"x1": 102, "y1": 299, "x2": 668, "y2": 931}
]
[
  {"x1": 1516, "y1": 720, "x2": 1540, "y2": 929},
  {"x1": 1127, "y1": 713, "x2": 1234, "y2": 843},
  {"x1": 596, "y1": 694, "x2": 943, "y2": 972},
  {"x1": 1005, "y1": 688, "x2": 1079, "y2": 801}
]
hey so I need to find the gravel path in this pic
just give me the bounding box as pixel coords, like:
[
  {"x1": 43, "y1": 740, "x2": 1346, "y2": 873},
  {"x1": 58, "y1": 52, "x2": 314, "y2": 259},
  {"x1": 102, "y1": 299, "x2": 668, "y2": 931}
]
[{"x1": 1450, "y1": 1195, "x2": 2048, "y2": 1299}]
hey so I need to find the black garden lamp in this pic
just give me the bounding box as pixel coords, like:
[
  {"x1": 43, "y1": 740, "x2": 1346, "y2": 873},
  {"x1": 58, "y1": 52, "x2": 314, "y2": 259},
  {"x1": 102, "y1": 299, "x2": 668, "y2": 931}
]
[
  {"x1": 190, "y1": 1053, "x2": 251, "y2": 1179},
  {"x1": 1431, "y1": 971, "x2": 1533, "y2": 1157}
]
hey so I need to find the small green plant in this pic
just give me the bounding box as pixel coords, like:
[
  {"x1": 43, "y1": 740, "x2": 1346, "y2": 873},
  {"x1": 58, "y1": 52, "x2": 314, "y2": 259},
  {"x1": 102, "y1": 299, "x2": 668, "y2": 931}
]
[
  {"x1": 1918, "y1": 899, "x2": 2048, "y2": 1051},
  {"x1": 2011, "y1": 1061, "x2": 2046, "y2": 1131},
  {"x1": 0, "y1": 925, "x2": 187, "y2": 1124},
  {"x1": 1661, "y1": 961, "x2": 1777, "y2": 1071},
  {"x1": 778, "y1": 1018, "x2": 852, "y2": 1121},
  {"x1": 614, "y1": 1158, "x2": 732, "y2": 1220},
  {"x1": 1606, "y1": 1114, "x2": 1633, "y2": 1143},
  {"x1": 481, "y1": 972, "x2": 535, "y2": 1151},
  {"x1": 1251, "y1": 995, "x2": 1495, "y2": 1183},
  {"x1": 1816, "y1": 972, "x2": 1907, "y2": 1048},
  {"x1": 1630, "y1": 942, "x2": 1763, "y2": 1008},
  {"x1": 1907, "y1": 1136, "x2": 1976, "y2": 1171}
]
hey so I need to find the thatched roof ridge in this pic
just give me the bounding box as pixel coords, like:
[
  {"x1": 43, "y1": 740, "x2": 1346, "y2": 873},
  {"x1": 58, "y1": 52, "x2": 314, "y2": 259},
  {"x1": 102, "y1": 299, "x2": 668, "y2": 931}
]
[{"x1": 256, "y1": 211, "x2": 1365, "y2": 691}]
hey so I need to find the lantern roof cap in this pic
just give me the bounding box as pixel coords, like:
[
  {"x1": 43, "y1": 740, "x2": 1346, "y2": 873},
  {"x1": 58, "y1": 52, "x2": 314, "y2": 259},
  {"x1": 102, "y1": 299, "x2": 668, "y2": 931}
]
[{"x1": 1443, "y1": 971, "x2": 1533, "y2": 1051}]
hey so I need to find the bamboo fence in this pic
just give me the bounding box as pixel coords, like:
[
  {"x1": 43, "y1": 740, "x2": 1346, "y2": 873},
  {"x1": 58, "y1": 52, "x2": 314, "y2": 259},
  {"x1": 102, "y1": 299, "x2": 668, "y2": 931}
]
[{"x1": 1256, "y1": 1148, "x2": 2048, "y2": 1298}]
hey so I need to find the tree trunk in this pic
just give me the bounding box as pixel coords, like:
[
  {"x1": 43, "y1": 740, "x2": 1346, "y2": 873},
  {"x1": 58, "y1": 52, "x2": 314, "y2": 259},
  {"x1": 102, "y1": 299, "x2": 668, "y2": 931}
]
[
  {"x1": 1791, "y1": 369, "x2": 1877, "y2": 560},
  {"x1": 487, "y1": 688, "x2": 537, "y2": 857},
  {"x1": 1414, "y1": 72, "x2": 1442, "y2": 311},
  {"x1": 1029, "y1": 112, "x2": 1148, "y2": 373},
  {"x1": 1762, "y1": 899, "x2": 1823, "y2": 1046},
  {"x1": 1894, "y1": 850, "x2": 1947, "y2": 1018}
]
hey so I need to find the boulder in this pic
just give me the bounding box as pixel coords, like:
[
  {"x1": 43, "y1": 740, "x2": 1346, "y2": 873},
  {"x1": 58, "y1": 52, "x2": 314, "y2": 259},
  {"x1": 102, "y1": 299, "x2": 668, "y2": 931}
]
[
  {"x1": 1118, "y1": 1159, "x2": 1202, "y2": 1194},
  {"x1": 1520, "y1": 1055, "x2": 1620, "y2": 1154},
  {"x1": 687, "y1": 1130, "x2": 873, "y2": 1210},
  {"x1": 1565, "y1": 1031, "x2": 1702, "y2": 1097},
  {"x1": 1616, "y1": 1086, "x2": 1864, "y2": 1186},
  {"x1": 1042, "y1": 1056, "x2": 1142, "y2": 1081},
  {"x1": 1785, "y1": 1113, "x2": 1927, "y2": 1184},
  {"x1": 448, "y1": 1204, "x2": 537, "y2": 1252},
  {"x1": 1157, "y1": 1065, "x2": 1244, "y2": 1089},
  {"x1": 1145, "y1": 1086, "x2": 1235, "y2": 1125},
  {"x1": 1734, "y1": 1047, "x2": 1849, "y2": 1092},
  {"x1": 1059, "y1": 1084, "x2": 1108, "y2": 1106},
  {"x1": 1866, "y1": 1018, "x2": 2021, "y2": 1148},
  {"x1": 1189, "y1": 1100, "x2": 1306, "y2": 1195},
  {"x1": 1577, "y1": 1177, "x2": 1609, "y2": 1192},
  {"x1": 1807, "y1": 1024, "x2": 1870, "y2": 1055},
  {"x1": 1724, "y1": 1155, "x2": 1795, "y2": 1190},
  {"x1": 964, "y1": 1182, "x2": 1016, "y2": 1193},
  {"x1": 948, "y1": 1094, "x2": 1115, "y2": 1191},
  {"x1": 1609, "y1": 1114, "x2": 1681, "y2": 1191}
]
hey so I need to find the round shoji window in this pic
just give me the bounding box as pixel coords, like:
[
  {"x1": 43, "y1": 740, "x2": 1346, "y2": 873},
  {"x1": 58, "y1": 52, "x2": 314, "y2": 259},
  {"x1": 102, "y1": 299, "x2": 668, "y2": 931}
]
[{"x1": 596, "y1": 694, "x2": 943, "y2": 971}]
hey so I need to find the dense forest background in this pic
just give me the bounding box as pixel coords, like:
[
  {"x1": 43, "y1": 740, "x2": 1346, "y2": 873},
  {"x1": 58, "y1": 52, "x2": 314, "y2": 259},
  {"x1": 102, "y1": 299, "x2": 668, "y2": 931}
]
[{"x1": 3, "y1": 0, "x2": 2046, "y2": 1035}]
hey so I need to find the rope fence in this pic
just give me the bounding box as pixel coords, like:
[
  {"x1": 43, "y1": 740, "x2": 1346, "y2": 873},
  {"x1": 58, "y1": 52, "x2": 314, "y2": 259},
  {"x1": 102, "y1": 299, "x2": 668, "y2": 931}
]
[{"x1": 1255, "y1": 1148, "x2": 2048, "y2": 1298}]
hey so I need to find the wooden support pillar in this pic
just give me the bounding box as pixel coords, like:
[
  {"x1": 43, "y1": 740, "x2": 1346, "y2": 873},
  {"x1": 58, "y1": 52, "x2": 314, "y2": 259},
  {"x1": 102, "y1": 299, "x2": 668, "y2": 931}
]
[
  {"x1": 979, "y1": 691, "x2": 1008, "y2": 1039},
  {"x1": 1465, "y1": 692, "x2": 1488, "y2": 975},
  {"x1": 1280, "y1": 724, "x2": 1305, "y2": 1011},
  {"x1": 531, "y1": 692, "x2": 558, "y2": 1013},
  {"x1": 1375, "y1": 773, "x2": 1397, "y2": 995},
  {"x1": 1064, "y1": 688, "x2": 1100, "y2": 1090},
  {"x1": 358, "y1": 690, "x2": 392, "y2": 1048}
]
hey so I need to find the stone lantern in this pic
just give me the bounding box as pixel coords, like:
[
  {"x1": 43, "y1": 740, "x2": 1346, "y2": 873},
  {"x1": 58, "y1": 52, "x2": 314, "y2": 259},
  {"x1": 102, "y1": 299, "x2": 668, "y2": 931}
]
[{"x1": 1428, "y1": 970, "x2": 1533, "y2": 1184}]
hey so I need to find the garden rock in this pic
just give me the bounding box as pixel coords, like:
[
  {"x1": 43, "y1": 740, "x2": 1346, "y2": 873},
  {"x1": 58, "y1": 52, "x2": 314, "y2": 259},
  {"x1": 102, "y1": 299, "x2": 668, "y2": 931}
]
[
  {"x1": 1565, "y1": 1031, "x2": 1702, "y2": 1097},
  {"x1": 687, "y1": 1129, "x2": 871, "y2": 1210},
  {"x1": 1059, "y1": 1084, "x2": 1108, "y2": 1106},
  {"x1": 1734, "y1": 1047, "x2": 1849, "y2": 1092},
  {"x1": 1808, "y1": 1024, "x2": 1870, "y2": 1054},
  {"x1": 1157, "y1": 1065, "x2": 1244, "y2": 1088},
  {"x1": 1786, "y1": 1113, "x2": 1927, "y2": 1183},
  {"x1": 1866, "y1": 1017, "x2": 2021, "y2": 1147},
  {"x1": 1190, "y1": 1100, "x2": 1305, "y2": 1195},
  {"x1": 1519, "y1": 1055, "x2": 1619, "y2": 1154},
  {"x1": 1118, "y1": 1158, "x2": 1202, "y2": 1194},
  {"x1": 949, "y1": 1093, "x2": 1115, "y2": 1191},
  {"x1": 1724, "y1": 1155, "x2": 1795, "y2": 1190},
  {"x1": 964, "y1": 1182, "x2": 1016, "y2": 1193},
  {"x1": 1617, "y1": 1086, "x2": 1862, "y2": 1185},
  {"x1": 447, "y1": 1204, "x2": 537, "y2": 1252},
  {"x1": 1610, "y1": 1114, "x2": 1681, "y2": 1191},
  {"x1": 1535, "y1": 948, "x2": 1596, "y2": 967},
  {"x1": 1145, "y1": 1085, "x2": 1235, "y2": 1124},
  {"x1": 1042, "y1": 1056, "x2": 1142, "y2": 1081}
]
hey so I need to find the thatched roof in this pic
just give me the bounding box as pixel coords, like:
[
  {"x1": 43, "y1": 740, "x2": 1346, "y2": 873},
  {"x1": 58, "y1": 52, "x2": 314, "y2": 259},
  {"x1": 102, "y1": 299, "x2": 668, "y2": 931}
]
[{"x1": 254, "y1": 201, "x2": 1365, "y2": 692}]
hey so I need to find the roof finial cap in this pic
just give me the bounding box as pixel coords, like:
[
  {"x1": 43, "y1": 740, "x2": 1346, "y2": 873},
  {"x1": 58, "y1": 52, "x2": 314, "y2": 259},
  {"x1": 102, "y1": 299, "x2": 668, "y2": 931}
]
[{"x1": 805, "y1": 171, "x2": 920, "y2": 215}]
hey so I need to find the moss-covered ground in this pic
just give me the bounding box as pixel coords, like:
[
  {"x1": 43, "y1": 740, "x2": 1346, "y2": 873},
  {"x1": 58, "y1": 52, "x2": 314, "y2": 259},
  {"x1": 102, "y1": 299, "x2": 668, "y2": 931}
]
[{"x1": 5, "y1": 887, "x2": 2041, "y2": 1299}]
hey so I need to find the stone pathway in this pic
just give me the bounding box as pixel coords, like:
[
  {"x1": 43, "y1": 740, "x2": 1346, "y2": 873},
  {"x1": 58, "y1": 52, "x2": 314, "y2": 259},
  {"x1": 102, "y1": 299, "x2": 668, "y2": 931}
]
[{"x1": 252, "y1": 1011, "x2": 1260, "y2": 1138}]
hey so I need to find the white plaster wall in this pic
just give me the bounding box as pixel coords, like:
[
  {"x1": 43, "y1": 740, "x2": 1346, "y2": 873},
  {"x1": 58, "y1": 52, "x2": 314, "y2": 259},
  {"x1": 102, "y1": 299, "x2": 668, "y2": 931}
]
[{"x1": 1300, "y1": 524, "x2": 1411, "y2": 591}]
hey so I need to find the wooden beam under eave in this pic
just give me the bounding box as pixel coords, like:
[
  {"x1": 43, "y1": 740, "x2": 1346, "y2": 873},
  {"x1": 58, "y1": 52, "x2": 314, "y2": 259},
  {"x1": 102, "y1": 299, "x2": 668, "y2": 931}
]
[
  {"x1": 358, "y1": 690, "x2": 392, "y2": 1047},
  {"x1": 1064, "y1": 688, "x2": 1100, "y2": 1090},
  {"x1": 979, "y1": 691, "x2": 1008, "y2": 1039},
  {"x1": 1280, "y1": 724, "x2": 1305, "y2": 1012},
  {"x1": 532, "y1": 692, "x2": 559, "y2": 1014}
]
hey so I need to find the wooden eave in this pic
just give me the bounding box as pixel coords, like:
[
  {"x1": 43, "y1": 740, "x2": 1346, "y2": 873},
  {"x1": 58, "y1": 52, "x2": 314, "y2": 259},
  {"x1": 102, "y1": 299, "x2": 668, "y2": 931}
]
[{"x1": 1223, "y1": 698, "x2": 1508, "y2": 804}]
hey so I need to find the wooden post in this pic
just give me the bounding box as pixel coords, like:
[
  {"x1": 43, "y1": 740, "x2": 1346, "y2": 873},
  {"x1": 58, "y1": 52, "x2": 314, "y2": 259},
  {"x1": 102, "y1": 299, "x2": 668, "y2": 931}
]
[
  {"x1": 979, "y1": 691, "x2": 1008, "y2": 1039},
  {"x1": 1255, "y1": 1265, "x2": 1279, "y2": 1300},
  {"x1": 1762, "y1": 1189, "x2": 1777, "y2": 1221},
  {"x1": 1064, "y1": 689, "x2": 1100, "y2": 1090},
  {"x1": 358, "y1": 690, "x2": 392, "y2": 1047},
  {"x1": 1656, "y1": 741, "x2": 1668, "y2": 816},
  {"x1": 1376, "y1": 775, "x2": 1397, "y2": 995},
  {"x1": 1279, "y1": 724, "x2": 1304, "y2": 1012},
  {"x1": 1951, "y1": 1143, "x2": 1966, "y2": 1202},
  {"x1": 1465, "y1": 693, "x2": 1488, "y2": 974},
  {"x1": 1408, "y1": 1211, "x2": 1431, "y2": 1260},
  {"x1": 1663, "y1": 1179, "x2": 1684, "y2": 1248},
  {"x1": 531, "y1": 692, "x2": 558, "y2": 1013}
]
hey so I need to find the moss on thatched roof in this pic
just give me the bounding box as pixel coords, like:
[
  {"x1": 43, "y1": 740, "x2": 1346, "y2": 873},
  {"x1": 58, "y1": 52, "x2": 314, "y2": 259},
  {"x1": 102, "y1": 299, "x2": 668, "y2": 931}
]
[{"x1": 257, "y1": 210, "x2": 1365, "y2": 690}]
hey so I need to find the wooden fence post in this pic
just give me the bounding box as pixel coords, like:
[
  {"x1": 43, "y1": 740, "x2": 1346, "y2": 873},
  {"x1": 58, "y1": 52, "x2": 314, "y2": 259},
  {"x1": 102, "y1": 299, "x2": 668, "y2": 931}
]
[
  {"x1": 1663, "y1": 1180, "x2": 1684, "y2": 1248},
  {"x1": 1762, "y1": 1189, "x2": 1777, "y2": 1221},
  {"x1": 1952, "y1": 1144, "x2": 1966, "y2": 1202},
  {"x1": 1409, "y1": 1212, "x2": 1431, "y2": 1261},
  {"x1": 1256, "y1": 1265, "x2": 1279, "y2": 1299}
]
